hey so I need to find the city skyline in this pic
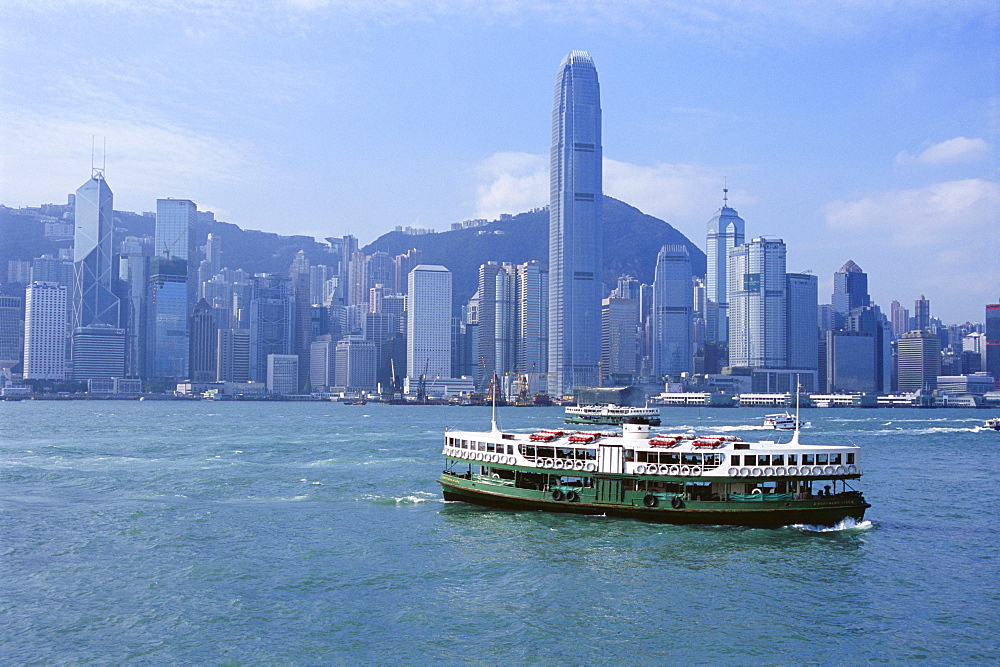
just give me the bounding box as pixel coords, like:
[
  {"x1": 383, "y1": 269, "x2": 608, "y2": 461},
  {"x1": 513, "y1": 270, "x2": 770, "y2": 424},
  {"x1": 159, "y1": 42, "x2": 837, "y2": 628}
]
[{"x1": 0, "y1": 1, "x2": 997, "y2": 324}]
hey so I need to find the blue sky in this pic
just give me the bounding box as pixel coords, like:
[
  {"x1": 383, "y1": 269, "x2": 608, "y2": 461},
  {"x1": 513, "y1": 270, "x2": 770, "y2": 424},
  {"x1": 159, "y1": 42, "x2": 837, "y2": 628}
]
[{"x1": 1, "y1": 0, "x2": 997, "y2": 323}]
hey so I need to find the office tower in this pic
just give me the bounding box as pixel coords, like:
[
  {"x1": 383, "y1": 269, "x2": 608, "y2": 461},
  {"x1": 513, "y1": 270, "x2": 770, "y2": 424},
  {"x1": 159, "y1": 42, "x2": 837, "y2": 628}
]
[
  {"x1": 986, "y1": 304, "x2": 1000, "y2": 387},
  {"x1": 247, "y1": 274, "x2": 293, "y2": 382},
  {"x1": 601, "y1": 297, "x2": 639, "y2": 384},
  {"x1": 266, "y1": 353, "x2": 299, "y2": 394},
  {"x1": 71, "y1": 324, "x2": 125, "y2": 380},
  {"x1": 914, "y1": 295, "x2": 931, "y2": 331},
  {"x1": 292, "y1": 271, "x2": 312, "y2": 392},
  {"x1": 23, "y1": 284, "x2": 66, "y2": 379},
  {"x1": 72, "y1": 172, "x2": 122, "y2": 377},
  {"x1": 825, "y1": 330, "x2": 877, "y2": 393},
  {"x1": 846, "y1": 306, "x2": 892, "y2": 393},
  {"x1": 309, "y1": 265, "x2": 335, "y2": 306},
  {"x1": 393, "y1": 248, "x2": 422, "y2": 295},
  {"x1": 477, "y1": 262, "x2": 516, "y2": 380},
  {"x1": 786, "y1": 273, "x2": 819, "y2": 372},
  {"x1": 310, "y1": 337, "x2": 335, "y2": 390},
  {"x1": 335, "y1": 336, "x2": 377, "y2": 392},
  {"x1": 189, "y1": 299, "x2": 217, "y2": 382},
  {"x1": 216, "y1": 328, "x2": 250, "y2": 382},
  {"x1": 73, "y1": 172, "x2": 119, "y2": 330},
  {"x1": 149, "y1": 199, "x2": 197, "y2": 380},
  {"x1": 728, "y1": 238, "x2": 787, "y2": 369},
  {"x1": 119, "y1": 237, "x2": 151, "y2": 378},
  {"x1": 516, "y1": 260, "x2": 548, "y2": 382},
  {"x1": 831, "y1": 260, "x2": 869, "y2": 325},
  {"x1": 0, "y1": 295, "x2": 21, "y2": 378},
  {"x1": 366, "y1": 252, "x2": 393, "y2": 293},
  {"x1": 890, "y1": 300, "x2": 909, "y2": 338},
  {"x1": 204, "y1": 232, "x2": 222, "y2": 274},
  {"x1": 897, "y1": 329, "x2": 941, "y2": 392},
  {"x1": 705, "y1": 191, "x2": 745, "y2": 345},
  {"x1": 651, "y1": 245, "x2": 693, "y2": 377},
  {"x1": 407, "y1": 265, "x2": 452, "y2": 385},
  {"x1": 548, "y1": 50, "x2": 602, "y2": 396},
  {"x1": 289, "y1": 249, "x2": 309, "y2": 279}
]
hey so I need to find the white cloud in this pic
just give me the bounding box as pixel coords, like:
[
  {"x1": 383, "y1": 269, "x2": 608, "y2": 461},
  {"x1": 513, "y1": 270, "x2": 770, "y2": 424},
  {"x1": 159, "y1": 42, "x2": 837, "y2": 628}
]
[
  {"x1": 473, "y1": 152, "x2": 548, "y2": 220},
  {"x1": 895, "y1": 137, "x2": 989, "y2": 166},
  {"x1": 0, "y1": 108, "x2": 254, "y2": 212},
  {"x1": 824, "y1": 179, "x2": 999, "y2": 247}
]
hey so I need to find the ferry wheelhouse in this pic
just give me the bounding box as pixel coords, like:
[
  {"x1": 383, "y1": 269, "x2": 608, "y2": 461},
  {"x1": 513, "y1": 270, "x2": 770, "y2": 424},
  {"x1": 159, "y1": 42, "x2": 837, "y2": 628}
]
[
  {"x1": 565, "y1": 404, "x2": 661, "y2": 426},
  {"x1": 438, "y1": 420, "x2": 869, "y2": 528}
]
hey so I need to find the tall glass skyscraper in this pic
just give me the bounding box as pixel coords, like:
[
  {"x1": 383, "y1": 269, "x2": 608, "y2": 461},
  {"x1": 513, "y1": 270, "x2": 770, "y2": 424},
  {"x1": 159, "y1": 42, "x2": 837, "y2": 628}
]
[
  {"x1": 728, "y1": 237, "x2": 787, "y2": 369},
  {"x1": 149, "y1": 199, "x2": 197, "y2": 380},
  {"x1": 548, "y1": 50, "x2": 602, "y2": 396},
  {"x1": 73, "y1": 172, "x2": 120, "y2": 331},
  {"x1": 651, "y1": 245, "x2": 693, "y2": 377},
  {"x1": 705, "y1": 194, "x2": 745, "y2": 346}
]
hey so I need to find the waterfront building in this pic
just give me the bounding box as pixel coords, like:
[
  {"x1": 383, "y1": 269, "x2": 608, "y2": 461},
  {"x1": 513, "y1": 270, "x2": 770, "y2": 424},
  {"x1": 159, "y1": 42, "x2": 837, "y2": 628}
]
[
  {"x1": 406, "y1": 265, "x2": 452, "y2": 386},
  {"x1": 986, "y1": 304, "x2": 1000, "y2": 388},
  {"x1": 119, "y1": 237, "x2": 151, "y2": 378},
  {"x1": 651, "y1": 245, "x2": 693, "y2": 377},
  {"x1": 516, "y1": 260, "x2": 548, "y2": 385},
  {"x1": 71, "y1": 325, "x2": 125, "y2": 380},
  {"x1": 897, "y1": 329, "x2": 942, "y2": 392},
  {"x1": 727, "y1": 237, "x2": 787, "y2": 369},
  {"x1": 189, "y1": 298, "x2": 217, "y2": 383},
  {"x1": 335, "y1": 336, "x2": 377, "y2": 392},
  {"x1": 149, "y1": 198, "x2": 197, "y2": 381},
  {"x1": 216, "y1": 328, "x2": 250, "y2": 382},
  {"x1": 0, "y1": 295, "x2": 21, "y2": 377},
  {"x1": 705, "y1": 192, "x2": 745, "y2": 347},
  {"x1": 72, "y1": 172, "x2": 122, "y2": 376},
  {"x1": 548, "y1": 50, "x2": 602, "y2": 396},
  {"x1": 310, "y1": 337, "x2": 335, "y2": 390},
  {"x1": 247, "y1": 274, "x2": 293, "y2": 383},
  {"x1": 266, "y1": 353, "x2": 299, "y2": 395},
  {"x1": 601, "y1": 297, "x2": 639, "y2": 385},
  {"x1": 477, "y1": 262, "x2": 515, "y2": 381},
  {"x1": 23, "y1": 284, "x2": 66, "y2": 379},
  {"x1": 825, "y1": 330, "x2": 877, "y2": 393},
  {"x1": 786, "y1": 273, "x2": 819, "y2": 373}
]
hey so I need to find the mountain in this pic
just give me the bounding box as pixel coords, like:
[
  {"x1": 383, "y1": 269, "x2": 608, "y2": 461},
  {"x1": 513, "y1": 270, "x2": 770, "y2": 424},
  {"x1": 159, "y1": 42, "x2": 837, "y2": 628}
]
[{"x1": 363, "y1": 196, "x2": 706, "y2": 309}]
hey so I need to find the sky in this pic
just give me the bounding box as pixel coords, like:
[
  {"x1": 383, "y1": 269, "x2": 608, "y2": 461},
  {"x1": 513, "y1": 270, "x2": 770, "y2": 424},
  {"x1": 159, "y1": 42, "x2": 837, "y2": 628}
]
[{"x1": 1, "y1": 0, "x2": 997, "y2": 324}]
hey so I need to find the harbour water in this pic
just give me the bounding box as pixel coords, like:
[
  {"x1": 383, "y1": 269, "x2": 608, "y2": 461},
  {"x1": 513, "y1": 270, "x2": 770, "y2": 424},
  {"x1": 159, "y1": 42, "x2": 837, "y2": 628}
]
[{"x1": 2, "y1": 401, "x2": 999, "y2": 663}]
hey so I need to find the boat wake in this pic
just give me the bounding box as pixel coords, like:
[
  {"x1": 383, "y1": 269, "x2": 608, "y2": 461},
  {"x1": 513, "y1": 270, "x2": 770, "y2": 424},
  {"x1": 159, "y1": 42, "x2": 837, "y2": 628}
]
[{"x1": 788, "y1": 517, "x2": 874, "y2": 533}]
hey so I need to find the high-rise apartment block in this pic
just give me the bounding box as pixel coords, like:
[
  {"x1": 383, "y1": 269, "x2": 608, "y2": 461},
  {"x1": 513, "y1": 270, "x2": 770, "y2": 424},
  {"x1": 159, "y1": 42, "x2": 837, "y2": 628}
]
[
  {"x1": 23, "y1": 284, "x2": 66, "y2": 379},
  {"x1": 548, "y1": 50, "x2": 602, "y2": 396}
]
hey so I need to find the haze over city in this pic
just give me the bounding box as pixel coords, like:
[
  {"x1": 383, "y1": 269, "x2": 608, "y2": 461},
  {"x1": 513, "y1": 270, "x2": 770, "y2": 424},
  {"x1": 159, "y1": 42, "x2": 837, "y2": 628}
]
[{"x1": 1, "y1": 0, "x2": 997, "y2": 323}]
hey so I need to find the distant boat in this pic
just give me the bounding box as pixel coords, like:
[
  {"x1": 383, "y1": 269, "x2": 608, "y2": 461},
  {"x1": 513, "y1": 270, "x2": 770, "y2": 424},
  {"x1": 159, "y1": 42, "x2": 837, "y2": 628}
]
[
  {"x1": 762, "y1": 413, "x2": 801, "y2": 430},
  {"x1": 343, "y1": 399, "x2": 367, "y2": 405},
  {"x1": 984, "y1": 417, "x2": 1000, "y2": 431},
  {"x1": 565, "y1": 404, "x2": 661, "y2": 426}
]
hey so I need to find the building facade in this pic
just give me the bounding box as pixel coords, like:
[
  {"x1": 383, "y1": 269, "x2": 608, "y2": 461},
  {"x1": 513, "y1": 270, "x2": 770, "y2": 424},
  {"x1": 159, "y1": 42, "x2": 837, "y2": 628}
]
[
  {"x1": 651, "y1": 245, "x2": 693, "y2": 377},
  {"x1": 727, "y1": 238, "x2": 787, "y2": 369},
  {"x1": 548, "y1": 50, "x2": 602, "y2": 396},
  {"x1": 704, "y1": 196, "x2": 745, "y2": 346},
  {"x1": 406, "y1": 265, "x2": 452, "y2": 384},
  {"x1": 23, "y1": 283, "x2": 65, "y2": 380}
]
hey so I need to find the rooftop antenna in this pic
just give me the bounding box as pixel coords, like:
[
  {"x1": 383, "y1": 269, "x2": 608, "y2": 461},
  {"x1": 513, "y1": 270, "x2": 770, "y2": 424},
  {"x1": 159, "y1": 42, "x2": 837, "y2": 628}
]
[
  {"x1": 723, "y1": 179, "x2": 729, "y2": 207},
  {"x1": 490, "y1": 371, "x2": 500, "y2": 433}
]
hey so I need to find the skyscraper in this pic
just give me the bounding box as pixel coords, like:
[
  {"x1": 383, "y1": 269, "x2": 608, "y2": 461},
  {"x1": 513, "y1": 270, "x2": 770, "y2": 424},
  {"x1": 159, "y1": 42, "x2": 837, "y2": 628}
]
[
  {"x1": 986, "y1": 303, "x2": 1000, "y2": 388},
  {"x1": 914, "y1": 295, "x2": 931, "y2": 331},
  {"x1": 72, "y1": 172, "x2": 119, "y2": 331},
  {"x1": 0, "y1": 295, "x2": 21, "y2": 376},
  {"x1": 247, "y1": 274, "x2": 294, "y2": 382},
  {"x1": 189, "y1": 298, "x2": 217, "y2": 382},
  {"x1": 651, "y1": 245, "x2": 693, "y2": 378},
  {"x1": 705, "y1": 192, "x2": 745, "y2": 346},
  {"x1": 786, "y1": 273, "x2": 819, "y2": 372},
  {"x1": 22, "y1": 284, "x2": 63, "y2": 379},
  {"x1": 548, "y1": 50, "x2": 602, "y2": 396},
  {"x1": 407, "y1": 265, "x2": 452, "y2": 386},
  {"x1": 897, "y1": 329, "x2": 941, "y2": 393},
  {"x1": 149, "y1": 198, "x2": 197, "y2": 380},
  {"x1": 728, "y1": 238, "x2": 787, "y2": 369},
  {"x1": 831, "y1": 260, "x2": 869, "y2": 327}
]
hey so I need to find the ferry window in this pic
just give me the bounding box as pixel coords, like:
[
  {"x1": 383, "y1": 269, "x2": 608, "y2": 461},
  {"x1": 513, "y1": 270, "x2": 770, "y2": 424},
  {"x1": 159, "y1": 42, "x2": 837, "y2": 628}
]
[
  {"x1": 487, "y1": 443, "x2": 495, "y2": 453},
  {"x1": 557, "y1": 448, "x2": 573, "y2": 459},
  {"x1": 802, "y1": 454, "x2": 814, "y2": 465},
  {"x1": 538, "y1": 447, "x2": 555, "y2": 459},
  {"x1": 479, "y1": 442, "x2": 486, "y2": 452},
  {"x1": 771, "y1": 455, "x2": 784, "y2": 466},
  {"x1": 731, "y1": 455, "x2": 741, "y2": 466},
  {"x1": 787, "y1": 454, "x2": 797, "y2": 465},
  {"x1": 757, "y1": 455, "x2": 770, "y2": 466},
  {"x1": 744, "y1": 455, "x2": 757, "y2": 466},
  {"x1": 647, "y1": 453, "x2": 659, "y2": 465},
  {"x1": 682, "y1": 453, "x2": 702, "y2": 466},
  {"x1": 847, "y1": 453, "x2": 855, "y2": 464},
  {"x1": 625, "y1": 449, "x2": 635, "y2": 462},
  {"x1": 817, "y1": 454, "x2": 828, "y2": 465},
  {"x1": 830, "y1": 453, "x2": 841, "y2": 464},
  {"x1": 585, "y1": 449, "x2": 597, "y2": 460},
  {"x1": 460, "y1": 440, "x2": 466, "y2": 449},
  {"x1": 704, "y1": 453, "x2": 722, "y2": 467},
  {"x1": 507, "y1": 445, "x2": 514, "y2": 455},
  {"x1": 664, "y1": 452, "x2": 680, "y2": 465}
]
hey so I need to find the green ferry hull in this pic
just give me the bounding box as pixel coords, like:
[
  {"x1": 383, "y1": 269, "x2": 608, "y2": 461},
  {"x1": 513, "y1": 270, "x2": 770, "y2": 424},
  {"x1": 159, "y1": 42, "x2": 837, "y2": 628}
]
[{"x1": 439, "y1": 475, "x2": 869, "y2": 528}]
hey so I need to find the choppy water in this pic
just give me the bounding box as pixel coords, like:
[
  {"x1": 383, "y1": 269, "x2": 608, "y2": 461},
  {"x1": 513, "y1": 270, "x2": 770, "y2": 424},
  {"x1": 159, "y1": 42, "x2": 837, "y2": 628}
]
[{"x1": 2, "y1": 402, "x2": 999, "y2": 663}]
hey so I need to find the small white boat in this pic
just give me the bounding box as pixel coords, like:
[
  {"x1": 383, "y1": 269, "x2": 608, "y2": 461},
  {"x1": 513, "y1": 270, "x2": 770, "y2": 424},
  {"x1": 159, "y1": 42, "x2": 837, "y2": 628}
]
[
  {"x1": 763, "y1": 413, "x2": 800, "y2": 430},
  {"x1": 984, "y1": 417, "x2": 1000, "y2": 431}
]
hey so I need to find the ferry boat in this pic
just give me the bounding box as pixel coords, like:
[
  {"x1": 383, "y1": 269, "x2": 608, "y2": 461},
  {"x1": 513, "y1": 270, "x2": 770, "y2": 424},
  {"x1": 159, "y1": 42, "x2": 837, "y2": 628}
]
[
  {"x1": 438, "y1": 418, "x2": 869, "y2": 528},
  {"x1": 565, "y1": 403, "x2": 661, "y2": 426},
  {"x1": 984, "y1": 417, "x2": 1000, "y2": 431},
  {"x1": 762, "y1": 412, "x2": 800, "y2": 430}
]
